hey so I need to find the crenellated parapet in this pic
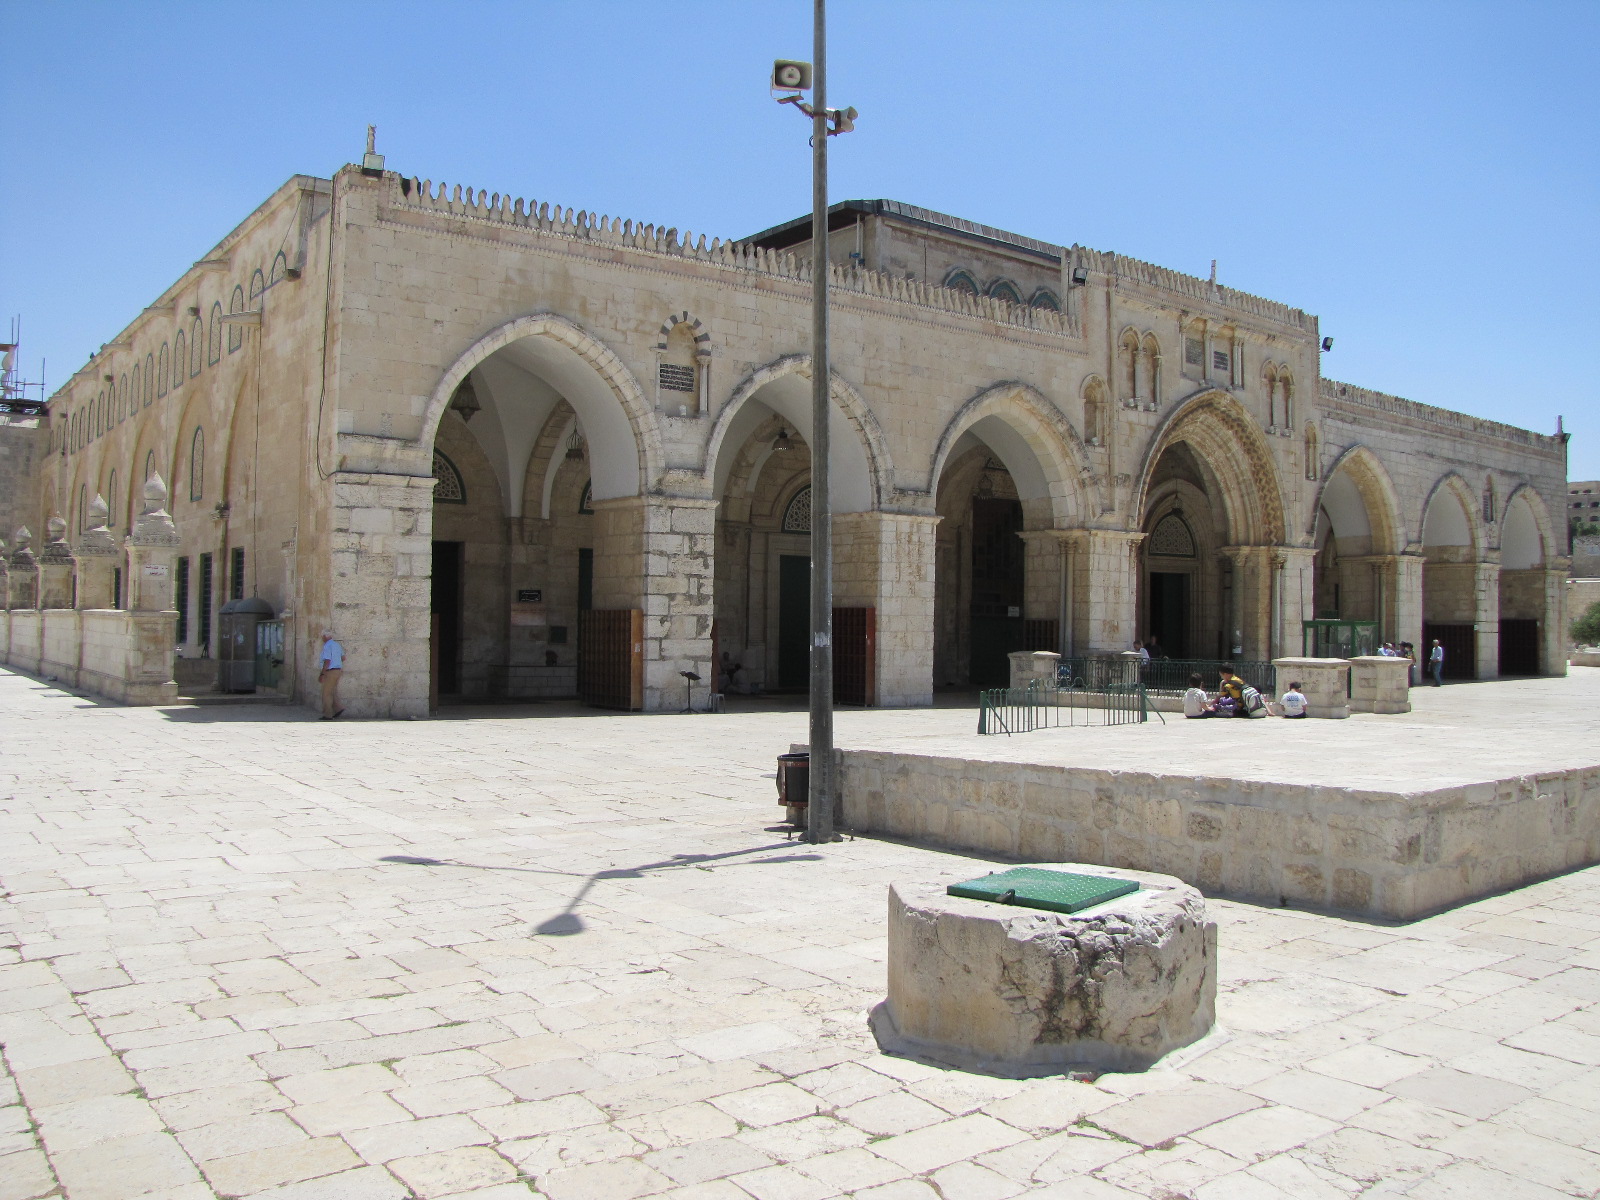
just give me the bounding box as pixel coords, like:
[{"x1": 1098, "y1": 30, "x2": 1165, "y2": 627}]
[{"x1": 1319, "y1": 378, "x2": 1565, "y2": 454}]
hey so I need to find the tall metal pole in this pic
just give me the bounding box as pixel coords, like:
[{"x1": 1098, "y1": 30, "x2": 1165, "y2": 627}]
[{"x1": 806, "y1": 0, "x2": 835, "y2": 844}]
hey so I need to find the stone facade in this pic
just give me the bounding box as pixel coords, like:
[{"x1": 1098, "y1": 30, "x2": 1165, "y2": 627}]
[{"x1": 20, "y1": 165, "x2": 1570, "y2": 714}]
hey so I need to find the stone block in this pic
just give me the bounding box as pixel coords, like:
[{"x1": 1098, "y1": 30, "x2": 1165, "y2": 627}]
[
  {"x1": 1349, "y1": 655, "x2": 1412, "y2": 714},
  {"x1": 874, "y1": 865, "x2": 1217, "y2": 1074},
  {"x1": 1272, "y1": 657, "x2": 1351, "y2": 718}
]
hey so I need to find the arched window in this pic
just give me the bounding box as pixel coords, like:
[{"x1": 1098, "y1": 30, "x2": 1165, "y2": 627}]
[
  {"x1": 1148, "y1": 513, "x2": 1197, "y2": 558},
  {"x1": 943, "y1": 269, "x2": 979, "y2": 296},
  {"x1": 1030, "y1": 288, "x2": 1061, "y2": 312},
  {"x1": 269, "y1": 252, "x2": 288, "y2": 286},
  {"x1": 431, "y1": 450, "x2": 465, "y2": 504},
  {"x1": 1119, "y1": 328, "x2": 1141, "y2": 403},
  {"x1": 782, "y1": 485, "x2": 813, "y2": 533},
  {"x1": 1140, "y1": 334, "x2": 1162, "y2": 407},
  {"x1": 189, "y1": 317, "x2": 204, "y2": 376},
  {"x1": 1304, "y1": 423, "x2": 1319, "y2": 481},
  {"x1": 228, "y1": 285, "x2": 245, "y2": 353},
  {"x1": 157, "y1": 345, "x2": 169, "y2": 397},
  {"x1": 208, "y1": 302, "x2": 224, "y2": 363},
  {"x1": 190, "y1": 427, "x2": 205, "y2": 502},
  {"x1": 144, "y1": 354, "x2": 155, "y2": 406},
  {"x1": 579, "y1": 480, "x2": 594, "y2": 515},
  {"x1": 1081, "y1": 377, "x2": 1106, "y2": 446},
  {"x1": 78, "y1": 484, "x2": 88, "y2": 534},
  {"x1": 988, "y1": 279, "x2": 1023, "y2": 305},
  {"x1": 95, "y1": 390, "x2": 105, "y2": 439},
  {"x1": 1279, "y1": 369, "x2": 1294, "y2": 430},
  {"x1": 1482, "y1": 477, "x2": 1497, "y2": 524},
  {"x1": 107, "y1": 470, "x2": 118, "y2": 531},
  {"x1": 126, "y1": 369, "x2": 137, "y2": 422},
  {"x1": 145, "y1": 450, "x2": 156, "y2": 485},
  {"x1": 249, "y1": 269, "x2": 265, "y2": 309}
]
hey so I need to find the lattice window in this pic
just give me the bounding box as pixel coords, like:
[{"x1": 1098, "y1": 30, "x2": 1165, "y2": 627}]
[
  {"x1": 1185, "y1": 337, "x2": 1203, "y2": 365},
  {"x1": 783, "y1": 485, "x2": 812, "y2": 533},
  {"x1": 432, "y1": 450, "x2": 465, "y2": 503},
  {"x1": 579, "y1": 481, "x2": 594, "y2": 515},
  {"x1": 1148, "y1": 513, "x2": 1196, "y2": 558}
]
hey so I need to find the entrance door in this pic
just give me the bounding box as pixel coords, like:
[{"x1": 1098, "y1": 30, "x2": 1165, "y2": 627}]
[
  {"x1": 1422, "y1": 622, "x2": 1476, "y2": 680},
  {"x1": 969, "y1": 497, "x2": 1024, "y2": 687},
  {"x1": 778, "y1": 554, "x2": 810, "y2": 690},
  {"x1": 1499, "y1": 619, "x2": 1539, "y2": 675},
  {"x1": 431, "y1": 540, "x2": 463, "y2": 697},
  {"x1": 1148, "y1": 572, "x2": 1189, "y2": 658}
]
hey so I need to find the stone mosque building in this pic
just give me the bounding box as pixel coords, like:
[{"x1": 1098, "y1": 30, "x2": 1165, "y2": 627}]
[{"x1": 1, "y1": 156, "x2": 1571, "y2": 715}]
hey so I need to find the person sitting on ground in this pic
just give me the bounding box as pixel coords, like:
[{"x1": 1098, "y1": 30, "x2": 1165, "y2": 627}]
[
  {"x1": 1183, "y1": 673, "x2": 1212, "y2": 718},
  {"x1": 1280, "y1": 681, "x2": 1309, "y2": 718},
  {"x1": 1215, "y1": 666, "x2": 1266, "y2": 718}
]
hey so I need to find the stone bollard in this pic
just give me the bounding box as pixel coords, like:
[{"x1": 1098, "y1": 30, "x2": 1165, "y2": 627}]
[
  {"x1": 1007, "y1": 649, "x2": 1060, "y2": 690},
  {"x1": 37, "y1": 516, "x2": 77, "y2": 610},
  {"x1": 1271, "y1": 656, "x2": 1351, "y2": 718},
  {"x1": 75, "y1": 494, "x2": 121, "y2": 610},
  {"x1": 1348, "y1": 655, "x2": 1412, "y2": 714},
  {"x1": 874, "y1": 864, "x2": 1218, "y2": 1074},
  {"x1": 8, "y1": 528, "x2": 38, "y2": 610}
]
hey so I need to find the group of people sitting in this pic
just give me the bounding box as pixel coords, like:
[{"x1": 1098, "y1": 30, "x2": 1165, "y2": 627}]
[{"x1": 1182, "y1": 667, "x2": 1309, "y2": 720}]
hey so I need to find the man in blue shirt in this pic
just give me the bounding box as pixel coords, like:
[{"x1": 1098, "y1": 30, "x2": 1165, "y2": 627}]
[
  {"x1": 1428, "y1": 639, "x2": 1445, "y2": 687},
  {"x1": 319, "y1": 630, "x2": 346, "y2": 719}
]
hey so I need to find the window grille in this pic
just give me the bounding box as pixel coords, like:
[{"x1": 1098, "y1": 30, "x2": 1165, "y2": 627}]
[
  {"x1": 1148, "y1": 513, "x2": 1196, "y2": 558},
  {"x1": 230, "y1": 547, "x2": 245, "y2": 600},
  {"x1": 1212, "y1": 349, "x2": 1230, "y2": 372},
  {"x1": 432, "y1": 450, "x2": 465, "y2": 503},
  {"x1": 659, "y1": 363, "x2": 696, "y2": 393},
  {"x1": 783, "y1": 485, "x2": 812, "y2": 533},
  {"x1": 175, "y1": 557, "x2": 190, "y2": 642}
]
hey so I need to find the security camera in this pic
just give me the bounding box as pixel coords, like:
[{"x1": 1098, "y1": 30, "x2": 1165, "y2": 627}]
[{"x1": 773, "y1": 60, "x2": 812, "y2": 90}]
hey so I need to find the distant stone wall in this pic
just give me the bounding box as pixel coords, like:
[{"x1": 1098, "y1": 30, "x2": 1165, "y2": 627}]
[
  {"x1": 0, "y1": 423, "x2": 45, "y2": 540},
  {"x1": 1573, "y1": 535, "x2": 1600, "y2": 580},
  {"x1": 838, "y1": 748, "x2": 1600, "y2": 920}
]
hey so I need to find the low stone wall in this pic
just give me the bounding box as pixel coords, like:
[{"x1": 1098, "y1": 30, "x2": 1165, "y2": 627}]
[
  {"x1": 839, "y1": 750, "x2": 1600, "y2": 920},
  {"x1": 1572, "y1": 650, "x2": 1600, "y2": 668},
  {"x1": 4, "y1": 610, "x2": 42, "y2": 674},
  {"x1": 1, "y1": 608, "x2": 178, "y2": 705}
]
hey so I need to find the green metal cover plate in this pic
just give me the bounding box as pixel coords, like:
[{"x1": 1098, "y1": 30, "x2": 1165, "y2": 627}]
[{"x1": 947, "y1": 868, "x2": 1138, "y2": 915}]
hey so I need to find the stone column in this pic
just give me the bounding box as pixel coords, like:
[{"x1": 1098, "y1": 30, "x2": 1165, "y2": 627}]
[
  {"x1": 122, "y1": 474, "x2": 180, "y2": 705},
  {"x1": 834, "y1": 511, "x2": 938, "y2": 707},
  {"x1": 1067, "y1": 530, "x2": 1144, "y2": 653},
  {"x1": 1275, "y1": 548, "x2": 1317, "y2": 660},
  {"x1": 75, "y1": 495, "x2": 121, "y2": 610},
  {"x1": 1223, "y1": 546, "x2": 1275, "y2": 663},
  {"x1": 1271, "y1": 656, "x2": 1350, "y2": 718},
  {"x1": 1392, "y1": 553, "x2": 1425, "y2": 678},
  {"x1": 1017, "y1": 530, "x2": 1062, "y2": 636},
  {"x1": 8, "y1": 528, "x2": 38, "y2": 610},
  {"x1": 1474, "y1": 561, "x2": 1500, "y2": 679},
  {"x1": 1541, "y1": 565, "x2": 1570, "y2": 676},
  {"x1": 325, "y1": 470, "x2": 435, "y2": 719},
  {"x1": 37, "y1": 515, "x2": 77, "y2": 610},
  {"x1": 638, "y1": 494, "x2": 716, "y2": 712}
]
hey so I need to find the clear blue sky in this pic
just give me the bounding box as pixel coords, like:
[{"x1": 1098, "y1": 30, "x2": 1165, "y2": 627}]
[{"x1": 4, "y1": 1, "x2": 1596, "y2": 481}]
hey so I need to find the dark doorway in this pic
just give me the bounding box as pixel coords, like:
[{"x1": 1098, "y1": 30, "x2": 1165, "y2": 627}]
[
  {"x1": 969, "y1": 497, "x2": 1024, "y2": 687},
  {"x1": 1423, "y1": 622, "x2": 1476, "y2": 680},
  {"x1": 431, "y1": 540, "x2": 463, "y2": 696},
  {"x1": 1499, "y1": 619, "x2": 1539, "y2": 675},
  {"x1": 577, "y1": 548, "x2": 594, "y2": 614},
  {"x1": 777, "y1": 554, "x2": 810, "y2": 690},
  {"x1": 1148, "y1": 572, "x2": 1189, "y2": 658}
]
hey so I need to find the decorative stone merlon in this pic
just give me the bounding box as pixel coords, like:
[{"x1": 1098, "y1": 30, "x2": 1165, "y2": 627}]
[
  {"x1": 1271, "y1": 656, "x2": 1351, "y2": 718},
  {"x1": 129, "y1": 474, "x2": 181, "y2": 547},
  {"x1": 40, "y1": 515, "x2": 75, "y2": 564},
  {"x1": 10, "y1": 527, "x2": 36, "y2": 568},
  {"x1": 1348, "y1": 655, "x2": 1412, "y2": 714},
  {"x1": 874, "y1": 865, "x2": 1218, "y2": 1074},
  {"x1": 77, "y1": 494, "x2": 119, "y2": 557}
]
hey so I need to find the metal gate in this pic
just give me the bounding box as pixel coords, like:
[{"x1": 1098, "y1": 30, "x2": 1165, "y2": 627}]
[
  {"x1": 833, "y1": 607, "x2": 875, "y2": 706},
  {"x1": 1423, "y1": 623, "x2": 1476, "y2": 680},
  {"x1": 577, "y1": 609, "x2": 644, "y2": 710}
]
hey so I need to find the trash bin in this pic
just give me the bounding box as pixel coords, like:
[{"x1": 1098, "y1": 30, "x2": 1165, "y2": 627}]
[{"x1": 777, "y1": 751, "x2": 809, "y2": 823}]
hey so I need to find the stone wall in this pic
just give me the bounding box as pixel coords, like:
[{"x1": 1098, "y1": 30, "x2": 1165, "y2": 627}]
[
  {"x1": 838, "y1": 748, "x2": 1600, "y2": 920},
  {"x1": 0, "y1": 423, "x2": 46, "y2": 540}
]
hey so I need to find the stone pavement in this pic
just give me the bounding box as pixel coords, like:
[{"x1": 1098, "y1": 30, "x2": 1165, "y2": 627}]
[{"x1": 1, "y1": 666, "x2": 1599, "y2": 1200}]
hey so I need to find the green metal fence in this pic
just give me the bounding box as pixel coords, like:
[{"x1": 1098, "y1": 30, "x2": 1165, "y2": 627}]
[
  {"x1": 978, "y1": 680, "x2": 1153, "y2": 736},
  {"x1": 1057, "y1": 656, "x2": 1276, "y2": 700}
]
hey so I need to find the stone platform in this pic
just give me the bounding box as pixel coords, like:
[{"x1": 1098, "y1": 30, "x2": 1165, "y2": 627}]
[{"x1": 839, "y1": 674, "x2": 1600, "y2": 920}]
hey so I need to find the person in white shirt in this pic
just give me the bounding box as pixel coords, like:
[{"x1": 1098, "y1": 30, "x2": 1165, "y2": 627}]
[
  {"x1": 1280, "y1": 682, "x2": 1308, "y2": 718},
  {"x1": 1183, "y1": 673, "x2": 1212, "y2": 718},
  {"x1": 1429, "y1": 639, "x2": 1445, "y2": 686},
  {"x1": 319, "y1": 631, "x2": 346, "y2": 720}
]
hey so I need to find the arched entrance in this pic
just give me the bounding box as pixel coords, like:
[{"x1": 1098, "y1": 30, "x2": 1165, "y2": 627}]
[
  {"x1": 1309, "y1": 448, "x2": 1405, "y2": 647},
  {"x1": 1419, "y1": 475, "x2": 1483, "y2": 679},
  {"x1": 1497, "y1": 487, "x2": 1549, "y2": 675},
  {"x1": 1135, "y1": 392, "x2": 1287, "y2": 662},
  {"x1": 420, "y1": 316, "x2": 662, "y2": 708}
]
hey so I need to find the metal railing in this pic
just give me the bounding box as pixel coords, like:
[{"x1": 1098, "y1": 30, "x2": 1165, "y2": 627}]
[
  {"x1": 1057, "y1": 656, "x2": 1276, "y2": 700},
  {"x1": 978, "y1": 680, "x2": 1153, "y2": 735}
]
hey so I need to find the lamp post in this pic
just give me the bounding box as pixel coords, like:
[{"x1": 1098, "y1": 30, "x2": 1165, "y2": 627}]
[{"x1": 773, "y1": 3, "x2": 857, "y2": 845}]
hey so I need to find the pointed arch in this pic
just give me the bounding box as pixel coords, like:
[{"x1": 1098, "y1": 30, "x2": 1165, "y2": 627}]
[
  {"x1": 227, "y1": 285, "x2": 246, "y2": 353},
  {"x1": 1418, "y1": 472, "x2": 1482, "y2": 557},
  {"x1": 420, "y1": 311, "x2": 665, "y2": 503},
  {"x1": 706, "y1": 353, "x2": 892, "y2": 514},
  {"x1": 208, "y1": 302, "x2": 224, "y2": 364},
  {"x1": 1309, "y1": 444, "x2": 1405, "y2": 556},
  {"x1": 1030, "y1": 288, "x2": 1061, "y2": 312},
  {"x1": 1499, "y1": 483, "x2": 1552, "y2": 569},
  {"x1": 943, "y1": 269, "x2": 979, "y2": 295},
  {"x1": 987, "y1": 279, "x2": 1023, "y2": 304},
  {"x1": 269, "y1": 252, "x2": 288, "y2": 286},
  {"x1": 1134, "y1": 388, "x2": 1287, "y2": 544},
  {"x1": 927, "y1": 381, "x2": 1092, "y2": 528}
]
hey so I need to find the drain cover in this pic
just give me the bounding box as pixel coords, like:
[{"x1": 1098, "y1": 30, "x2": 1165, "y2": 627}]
[{"x1": 947, "y1": 867, "x2": 1138, "y2": 915}]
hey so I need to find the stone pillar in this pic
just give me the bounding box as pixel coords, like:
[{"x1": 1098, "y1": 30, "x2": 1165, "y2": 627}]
[
  {"x1": 8, "y1": 527, "x2": 38, "y2": 610},
  {"x1": 123, "y1": 474, "x2": 181, "y2": 706},
  {"x1": 1474, "y1": 561, "x2": 1500, "y2": 679},
  {"x1": 75, "y1": 494, "x2": 120, "y2": 610},
  {"x1": 1067, "y1": 530, "x2": 1143, "y2": 653},
  {"x1": 325, "y1": 470, "x2": 435, "y2": 719},
  {"x1": 834, "y1": 511, "x2": 938, "y2": 707},
  {"x1": 1542, "y1": 565, "x2": 1570, "y2": 676},
  {"x1": 1224, "y1": 546, "x2": 1275, "y2": 663},
  {"x1": 1276, "y1": 548, "x2": 1317, "y2": 660},
  {"x1": 0, "y1": 534, "x2": 9, "y2": 611},
  {"x1": 37, "y1": 515, "x2": 77, "y2": 610},
  {"x1": 1008, "y1": 649, "x2": 1059, "y2": 690},
  {"x1": 1018, "y1": 531, "x2": 1062, "y2": 634},
  {"x1": 1348, "y1": 655, "x2": 1411, "y2": 714},
  {"x1": 638, "y1": 495, "x2": 715, "y2": 712},
  {"x1": 1271, "y1": 656, "x2": 1350, "y2": 718},
  {"x1": 1393, "y1": 553, "x2": 1425, "y2": 679}
]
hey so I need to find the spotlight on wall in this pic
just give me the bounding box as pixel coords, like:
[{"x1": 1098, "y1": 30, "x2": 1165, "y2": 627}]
[
  {"x1": 1321, "y1": 337, "x2": 1334, "y2": 352},
  {"x1": 773, "y1": 428, "x2": 793, "y2": 452},
  {"x1": 1070, "y1": 266, "x2": 1089, "y2": 286}
]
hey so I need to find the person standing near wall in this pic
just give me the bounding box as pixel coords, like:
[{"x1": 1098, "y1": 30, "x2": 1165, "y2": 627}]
[
  {"x1": 1429, "y1": 638, "x2": 1445, "y2": 687},
  {"x1": 319, "y1": 630, "x2": 346, "y2": 719}
]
